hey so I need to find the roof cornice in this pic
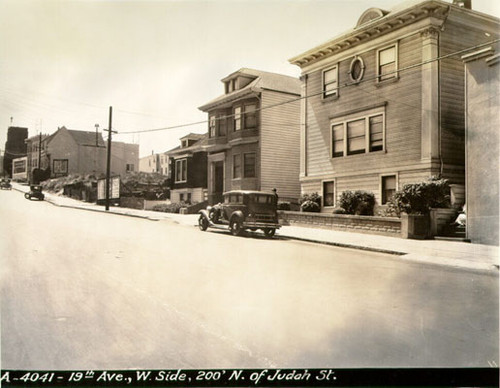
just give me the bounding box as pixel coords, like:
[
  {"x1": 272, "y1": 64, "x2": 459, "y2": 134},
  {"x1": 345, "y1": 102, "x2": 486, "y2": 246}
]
[{"x1": 289, "y1": 0, "x2": 451, "y2": 67}]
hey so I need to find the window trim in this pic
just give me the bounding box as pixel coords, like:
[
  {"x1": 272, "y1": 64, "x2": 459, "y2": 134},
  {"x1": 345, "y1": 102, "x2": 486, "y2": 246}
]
[
  {"x1": 380, "y1": 173, "x2": 398, "y2": 205},
  {"x1": 322, "y1": 179, "x2": 336, "y2": 208},
  {"x1": 175, "y1": 158, "x2": 187, "y2": 183},
  {"x1": 330, "y1": 111, "x2": 386, "y2": 158},
  {"x1": 322, "y1": 64, "x2": 339, "y2": 99},
  {"x1": 349, "y1": 56, "x2": 365, "y2": 83},
  {"x1": 377, "y1": 43, "x2": 399, "y2": 82}
]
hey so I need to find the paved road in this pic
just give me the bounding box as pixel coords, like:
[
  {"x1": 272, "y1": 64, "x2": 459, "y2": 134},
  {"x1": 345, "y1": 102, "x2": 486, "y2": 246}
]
[{"x1": 1, "y1": 188, "x2": 498, "y2": 370}]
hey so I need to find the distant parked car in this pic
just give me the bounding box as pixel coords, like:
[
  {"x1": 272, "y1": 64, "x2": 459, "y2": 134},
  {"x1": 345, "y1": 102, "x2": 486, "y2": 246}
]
[
  {"x1": 0, "y1": 178, "x2": 12, "y2": 190},
  {"x1": 198, "y1": 190, "x2": 280, "y2": 237},
  {"x1": 24, "y1": 185, "x2": 44, "y2": 201}
]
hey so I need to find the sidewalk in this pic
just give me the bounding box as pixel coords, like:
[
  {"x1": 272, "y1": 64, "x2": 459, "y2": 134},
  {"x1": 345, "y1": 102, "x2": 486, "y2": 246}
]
[{"x1": 14, "y1": 183, "x2": 499, "y2": 274}]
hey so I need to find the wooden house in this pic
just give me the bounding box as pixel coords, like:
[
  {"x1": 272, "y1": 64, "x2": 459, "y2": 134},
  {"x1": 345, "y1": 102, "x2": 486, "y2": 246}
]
[
  {"x1": 198, "y1": 68, "x2": 301, "y2": 205},
  {"x1": 167, "y1": 133, "x2": 208, "y2": 204},
  {"x1": 289, "y1": 0, "x2": 499, "y2": 211}
]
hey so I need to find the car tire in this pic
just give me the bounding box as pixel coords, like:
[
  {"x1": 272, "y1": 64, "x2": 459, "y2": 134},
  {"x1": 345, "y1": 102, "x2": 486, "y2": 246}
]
[
  {"x1": 230, "y1": 218, "x2": 243, "y2": 236},
  {"x1": 263, "y1": 228, "x2": 276, "y2": 238},
  {"x1": 198, "y1": 215, "x2": 209, "y2": 231},
  {"x1": 24, "y1": 193, "x2": 30, "y2": 200}
]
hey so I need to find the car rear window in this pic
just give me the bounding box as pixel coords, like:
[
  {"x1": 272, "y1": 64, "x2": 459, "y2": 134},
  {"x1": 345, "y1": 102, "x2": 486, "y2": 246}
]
[{"x1": 254, "y1": 194, "x2": 273, "y2": 204}]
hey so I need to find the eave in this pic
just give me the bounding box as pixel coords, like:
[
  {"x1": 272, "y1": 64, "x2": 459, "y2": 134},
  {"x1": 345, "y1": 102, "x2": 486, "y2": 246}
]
[{"x1": 289, "y1": 0, "x2": 450, "y2": 68}]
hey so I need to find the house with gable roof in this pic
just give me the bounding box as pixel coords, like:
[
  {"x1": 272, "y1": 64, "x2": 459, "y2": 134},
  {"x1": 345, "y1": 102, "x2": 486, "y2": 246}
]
[
  {"x1": 289, "y1": 0, "x2": 499, "y2": 212},
  {"x1": 166, "y1": 133, "x2": 208, "y2": 204},
  {"x1": 198, "y1": 68, "x2": 301, "y2": 205},
  {"x1": 25, "y1": 126, "x2": 138, "y2": 179}
]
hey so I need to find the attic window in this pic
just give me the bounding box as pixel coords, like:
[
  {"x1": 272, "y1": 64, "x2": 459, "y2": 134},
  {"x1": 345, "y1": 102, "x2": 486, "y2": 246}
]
[
  {"x1": 225, "y1": 79, "x2": 237, "y2": 94},
  {"x1": 356, "y1": 8, "x2": 387, "y2": 27}
]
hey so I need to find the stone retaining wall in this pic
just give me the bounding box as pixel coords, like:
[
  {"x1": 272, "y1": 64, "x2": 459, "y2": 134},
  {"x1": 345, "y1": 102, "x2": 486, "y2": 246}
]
[{"x1": 279, "y1": 211, "x2": 401, "y2": 237}]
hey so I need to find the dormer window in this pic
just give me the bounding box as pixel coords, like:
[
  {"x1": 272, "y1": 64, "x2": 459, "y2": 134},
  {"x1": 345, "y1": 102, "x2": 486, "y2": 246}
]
[
  {"x1": 225, "y1": 79, "x2": 237, "y2": 94},
  {"x1": 182, "y1": 140, "x2": 188, "y2": 148}
]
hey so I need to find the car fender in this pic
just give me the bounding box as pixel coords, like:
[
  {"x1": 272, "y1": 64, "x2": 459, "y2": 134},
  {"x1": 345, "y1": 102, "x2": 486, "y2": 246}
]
[
  {"x1": 229, "y1": 210, "x2": 244, "y2": 223},
  {"x1": 199, "y1": 209, "x2": 215, "y2": 226}
]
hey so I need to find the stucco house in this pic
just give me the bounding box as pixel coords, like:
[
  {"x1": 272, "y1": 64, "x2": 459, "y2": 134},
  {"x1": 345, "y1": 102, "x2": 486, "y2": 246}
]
[
  {"x1": 289, "y1": 0, "x2": 499, "y2": 212},
  {"x1": 461, "y1": 44, "x2": 499, "y2": 246},
  {"x1": 198, "y1": 68, "x2": 301, "y2": 205}
]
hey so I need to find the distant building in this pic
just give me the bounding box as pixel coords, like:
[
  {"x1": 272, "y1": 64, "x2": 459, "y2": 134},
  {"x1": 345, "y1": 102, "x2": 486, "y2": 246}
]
[
  {"x1": 166, "y1": 133, "x2": 208, "y2": 204},
  {"x1": 24, "y1": 126, "x2": 138, "y2": 179},
  {"x1": 139, "y1": 153, "x2": 160, "y2": 173},
  {"x1": 198, "y1": 68, "x2": 301, "y2": 205},
  {"x1": 25, "y1": 134, "x2": 51, "y2": 182},
  {"x1": 110, "y1": 141, "x2": 139, "y2": 176},
  {"x1": 11, "y1": 156, "x2": 28, "y2": 181},
  {"x1": 462, "y1": 44, "x2": 499, "y2": 246},
  {"x1": 3, "y1": 126, "x2": 28, "y2": 177}
]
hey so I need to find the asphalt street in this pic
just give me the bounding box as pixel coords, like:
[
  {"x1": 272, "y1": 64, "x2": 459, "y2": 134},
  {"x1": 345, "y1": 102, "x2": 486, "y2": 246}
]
[{"x1": 1, "y1": 188, "x2": 498, "y2": 370}]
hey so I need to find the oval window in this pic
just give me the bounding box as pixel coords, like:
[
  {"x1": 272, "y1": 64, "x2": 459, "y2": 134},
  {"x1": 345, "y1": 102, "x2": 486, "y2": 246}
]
[{"x1": 349, "y1": 56, "x2": 365, "y2": 83}]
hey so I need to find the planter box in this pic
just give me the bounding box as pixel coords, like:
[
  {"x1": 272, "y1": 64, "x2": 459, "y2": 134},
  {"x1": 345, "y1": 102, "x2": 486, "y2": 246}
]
[{"x1": 401, "y1": 213, "x2": 431, "y2": 239}]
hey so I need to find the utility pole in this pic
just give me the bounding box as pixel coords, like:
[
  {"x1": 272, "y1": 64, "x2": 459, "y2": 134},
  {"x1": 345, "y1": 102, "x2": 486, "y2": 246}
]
[
  {"x1": 37, "y1": 132, "x2": 42, "y2": 182},
  {"x1": 104, "y1": 106, "x2": 116, "y2": 211}
]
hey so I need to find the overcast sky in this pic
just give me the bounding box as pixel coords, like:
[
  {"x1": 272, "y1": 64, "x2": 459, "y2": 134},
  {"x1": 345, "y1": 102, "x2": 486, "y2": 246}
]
[{"x1": 1, "y1": 0, "x2": 498, "y2": 158}]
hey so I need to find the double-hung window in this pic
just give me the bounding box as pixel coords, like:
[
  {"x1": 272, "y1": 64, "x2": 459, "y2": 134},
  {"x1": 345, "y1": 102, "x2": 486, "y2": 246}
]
[
  {"x1": 234, "y1": 107, "x2": 242, "y2": 131},
  {"x1": 331, "y1": 113, "x2": 385, "y2": 157},
  {"x1": 233, "y1": 103, "x2": 258, "y2": 131},
  {"x1": 175, "y1": 159, "x2": 187, "y2": 183},
  {"x1": 218, "y1": 113, "x2": 227, "y2": 136},
  {"x1": 209, "y1": 115, "x2": 216, "y2": 138},
  {"x1": 323, "y1": 180, "x2": 335, "y2": 207},
  {"x1": 244, "y1": 104, "x2": 257, "y2": 129},
  {"x1": 323, "y1": 65, "x2": 339, "y2": 98},
  {"x1": 378, "y1": 44, "x2": 397, "y2": 81},
  {"x1": 233, "y1": 154, "x2": 241, "y2": 179},
  {"x1": 381, "y1": 175, "x2": 397, "y2": 204},
  {"x1": 243, "y1": 152, "x2": 256, "y2": 178}
]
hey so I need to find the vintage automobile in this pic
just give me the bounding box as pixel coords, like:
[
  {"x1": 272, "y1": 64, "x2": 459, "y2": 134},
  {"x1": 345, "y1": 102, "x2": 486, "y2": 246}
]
[
  {"x1": 24, "y1": 185, "x2": 45, "y2": 200},
  {"x1": 0, "y1": 178, "x2": 12, "y2": 190},
  {"x1": 198, "y1": 190, "x2": 280, "y2": 237}
]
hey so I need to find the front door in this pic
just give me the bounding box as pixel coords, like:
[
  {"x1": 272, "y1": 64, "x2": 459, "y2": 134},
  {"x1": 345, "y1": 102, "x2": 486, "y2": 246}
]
[{"x1": 211, "y1": 161, "x2": 224, "y2": 204}]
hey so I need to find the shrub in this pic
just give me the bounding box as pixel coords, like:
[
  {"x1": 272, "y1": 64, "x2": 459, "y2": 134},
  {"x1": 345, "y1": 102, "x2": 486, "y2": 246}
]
[
  {"x1": 387, "y1": 177, "x2": 450, "y2": 216},
  {"x1": 299, "y1": 192, "x2": 322, "y2": 212},
  {"x1": 301, "y1": 200, "x2": 321, "y2": 212},
  {"x1": 152, "y1": 201, "x2": 187, "y2": 214},
  {"x1": 277, "y1": 201, "x2": 291, "y2": 211},
  {"x1": 338, "y1": 190, "x2": 376, "y2": 215}
]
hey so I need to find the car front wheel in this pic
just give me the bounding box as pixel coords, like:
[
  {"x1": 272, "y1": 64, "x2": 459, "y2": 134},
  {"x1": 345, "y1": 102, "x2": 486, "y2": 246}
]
[
  {"x1": 230, "y1": 219, "x2": 243, "y2": 236},
  {"x1": 263, "y1": 228, "x2": 276, "y2": 238},
  {"x1": 198, "y1": 215, "x2": 209, "y2": 231}
]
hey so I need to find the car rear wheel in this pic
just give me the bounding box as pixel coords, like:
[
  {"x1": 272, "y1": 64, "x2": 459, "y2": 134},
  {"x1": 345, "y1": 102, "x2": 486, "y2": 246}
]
[
  {"x1": 24, "y1": 193, "x2": 30, "y2": 200},
  {"x1": 263, "y1": 228, "x2": 276, "y2": 238},
  {"x1": 198, "y1": 215, "x2": 209, "y2": 231},
  {"x1": 230, "y1": 219, "x2": 243, "y2": 236}
]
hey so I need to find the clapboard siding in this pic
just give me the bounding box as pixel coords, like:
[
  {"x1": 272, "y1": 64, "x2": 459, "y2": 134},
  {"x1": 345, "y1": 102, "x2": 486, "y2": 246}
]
[
  {"x1": 260, "y1": 90, "x2": 301, "y2": 199},
  {"x1": 305, "y1": 33, "x2": 423, "y2": 180}
]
